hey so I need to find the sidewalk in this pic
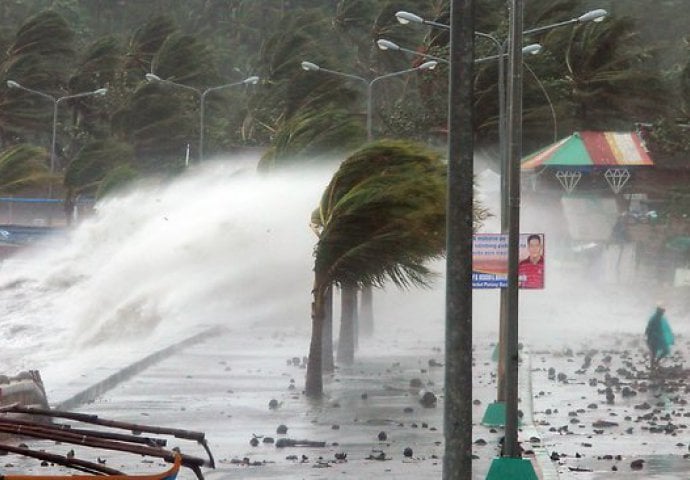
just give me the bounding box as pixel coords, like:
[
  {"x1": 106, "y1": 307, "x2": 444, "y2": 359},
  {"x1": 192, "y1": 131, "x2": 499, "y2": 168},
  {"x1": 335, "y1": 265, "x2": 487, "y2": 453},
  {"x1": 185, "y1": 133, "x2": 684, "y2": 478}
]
[
  {"x1": 30, "y1": 326, "x2": 552, "y2": 480},
  {"x1": 24, "y1": 322, "x2": 687, "y2": 479},
  {"x1": 527, "y1": 331, "x2": 690, "y2": 479}
]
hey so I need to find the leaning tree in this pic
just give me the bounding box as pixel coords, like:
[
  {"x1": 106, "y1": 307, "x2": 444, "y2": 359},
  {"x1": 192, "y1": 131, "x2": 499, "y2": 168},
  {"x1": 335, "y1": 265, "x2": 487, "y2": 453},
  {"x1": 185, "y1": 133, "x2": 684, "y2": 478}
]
[{"x1": 306, "y1": 139, "x2": 448, "y2": 397}]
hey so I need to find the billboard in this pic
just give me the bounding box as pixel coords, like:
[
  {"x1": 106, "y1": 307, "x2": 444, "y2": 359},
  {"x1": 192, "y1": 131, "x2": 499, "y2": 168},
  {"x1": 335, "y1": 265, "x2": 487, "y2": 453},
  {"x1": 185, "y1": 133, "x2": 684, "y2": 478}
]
[{"x1": 472, "y1": 233, "x2": 545, "y2": 289}]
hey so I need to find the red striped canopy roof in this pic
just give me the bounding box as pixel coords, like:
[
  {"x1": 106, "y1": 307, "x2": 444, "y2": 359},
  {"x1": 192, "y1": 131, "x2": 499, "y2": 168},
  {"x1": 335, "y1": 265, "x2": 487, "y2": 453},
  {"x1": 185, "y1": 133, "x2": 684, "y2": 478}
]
[{"x1": 521, "y1": 131, "x2": 654, "y2": 170}]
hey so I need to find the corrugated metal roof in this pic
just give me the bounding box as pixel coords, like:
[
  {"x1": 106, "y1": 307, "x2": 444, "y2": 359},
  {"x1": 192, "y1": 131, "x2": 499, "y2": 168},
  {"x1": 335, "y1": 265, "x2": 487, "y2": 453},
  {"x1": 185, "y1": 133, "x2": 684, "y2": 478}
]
[{"x1": 522, "y1": 131, "x2": 654, "y2": 170}]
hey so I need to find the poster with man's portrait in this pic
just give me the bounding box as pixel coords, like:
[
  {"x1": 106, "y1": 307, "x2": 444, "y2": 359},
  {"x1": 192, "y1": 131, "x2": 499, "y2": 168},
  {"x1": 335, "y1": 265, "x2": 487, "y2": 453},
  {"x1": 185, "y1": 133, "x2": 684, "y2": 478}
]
[{"x1": 471, "y1": 233, "x2": 545, "y2": 289}]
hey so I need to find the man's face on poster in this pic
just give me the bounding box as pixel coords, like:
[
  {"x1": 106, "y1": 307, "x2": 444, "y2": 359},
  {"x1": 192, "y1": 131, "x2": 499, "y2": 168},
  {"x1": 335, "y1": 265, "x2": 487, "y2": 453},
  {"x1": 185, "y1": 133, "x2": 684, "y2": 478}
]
[{"x1": 528, "y1": 237, "x2": 542, "y2": 262}]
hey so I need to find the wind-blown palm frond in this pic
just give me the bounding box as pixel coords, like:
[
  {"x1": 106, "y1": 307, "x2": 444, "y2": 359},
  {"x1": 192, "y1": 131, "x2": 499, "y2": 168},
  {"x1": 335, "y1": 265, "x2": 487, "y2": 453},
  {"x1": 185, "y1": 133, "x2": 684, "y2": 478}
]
[
  {"x1": 154, "y1": 32, "x2": 220, "y2": 86},
  {"x1": 542, "y1": 16, "x2": 671, "y2": 132},
  {"x1": 312, "y1": 139, "x2": 447, "y2": 294},
  {"x1": 258, "y1": 107, "x2": 365, "y2": 171},
  {"x1": 69, "y1": 36, "x2": 123, "y2": 93},
  {"x1": 316, "y1": 139, "x2": 444, "y2": 224},
  {"x1": 2, "y1": 10, "x2": 75, "y2": 91},
  {"x1": 315, "y1": 164, "x2": 446, "y2": 292},
  {"x1": 0, "y1": 10, "x2": 76, "y2": 139},
  {"x1": 125, "y1": 15, "x2": 177, "y2": 77},
  {"x1": 0, "y1": 143, "x2": 51, "y2": 193},
  {"x1": 64, "y1": 138, "x2": 134, "y2": 195}
]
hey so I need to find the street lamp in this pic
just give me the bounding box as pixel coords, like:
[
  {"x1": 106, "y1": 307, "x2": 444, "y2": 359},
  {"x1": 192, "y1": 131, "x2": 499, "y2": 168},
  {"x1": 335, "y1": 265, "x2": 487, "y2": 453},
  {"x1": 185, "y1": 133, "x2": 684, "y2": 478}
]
[
  {"x1": 397, "y1": 4, "x2": 608, "y2": 464},
  {"x1": 301, "y1": 59, "x2": 437, "y2": 337},
  {"x1": 395, "y1": 8, "x2": 607, "y2": 31},
  {"x1": 144, "y1": 73, "x2": 259, "y2": 163},
  {"x1": 396, "y1": 6, "x2": 608, "y2": 374},
  {"x1": 395, "y1": 10, "x2": 450, "y2": 29},
  {"x1": 394, "y1": 8, "x2": 607, "y2": 186},
  {"x1": 6, "y1": 81, "x2": 108, "y2": 177},
  {"x1": 377, "y1": 38, "x2": 542, "y2": 64},
  {"x1": 300, "y1": 60, "x2": 437, "y2": 141}
]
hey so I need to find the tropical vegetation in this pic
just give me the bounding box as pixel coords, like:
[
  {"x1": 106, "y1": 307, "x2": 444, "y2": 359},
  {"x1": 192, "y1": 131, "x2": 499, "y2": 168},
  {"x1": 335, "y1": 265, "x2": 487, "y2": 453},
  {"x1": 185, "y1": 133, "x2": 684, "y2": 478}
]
[{"x1": 0, "y1": 0, "x2": 686, "y2": 204}]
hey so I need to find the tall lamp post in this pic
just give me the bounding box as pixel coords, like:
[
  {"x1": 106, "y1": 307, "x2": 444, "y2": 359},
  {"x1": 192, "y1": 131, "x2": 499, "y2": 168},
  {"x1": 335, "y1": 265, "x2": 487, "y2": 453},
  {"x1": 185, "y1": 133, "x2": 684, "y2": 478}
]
[
  {"x1": 377, "y1": 38, "x2": 543, "y2": 65},
  {"x1": 300, "y1": 60, "x2": 438, "y2": 141},
  {"x1": 144, "y1": 74, "x2": 259, "y2": 163},
  {"x1": 395, "y1": 8, "x2": 607, "y2": 231},
  {"x1": 377, "y1": 35, "x2": 549, "y2": 410},
  {"x1": 396, "y1": 7, "x2": 607, "y2": 385},
  {"x1": 397, "y1": 4, "x2": 608, "y2": 471},
  {"x1": 6, "y1": 81, "x2": 108, "y2": 177}
]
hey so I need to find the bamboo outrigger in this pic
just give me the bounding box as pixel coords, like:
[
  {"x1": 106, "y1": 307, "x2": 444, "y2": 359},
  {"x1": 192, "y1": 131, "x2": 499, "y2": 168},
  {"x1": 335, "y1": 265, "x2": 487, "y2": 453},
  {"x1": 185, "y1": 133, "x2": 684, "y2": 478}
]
[
  {"x1": 0, "y1": 404, "x2": 215, "y2": 479},
  {"x1": 0, "y1": 454, "x2": 181, "y2": 480}
]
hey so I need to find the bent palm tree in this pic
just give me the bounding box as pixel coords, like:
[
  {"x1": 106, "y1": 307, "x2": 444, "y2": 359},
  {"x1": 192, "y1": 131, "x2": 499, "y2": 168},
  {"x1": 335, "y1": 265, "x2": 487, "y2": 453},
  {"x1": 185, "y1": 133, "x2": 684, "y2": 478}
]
[{"x1": 306, "y1": 139, "x2": 447, "y2": 397}]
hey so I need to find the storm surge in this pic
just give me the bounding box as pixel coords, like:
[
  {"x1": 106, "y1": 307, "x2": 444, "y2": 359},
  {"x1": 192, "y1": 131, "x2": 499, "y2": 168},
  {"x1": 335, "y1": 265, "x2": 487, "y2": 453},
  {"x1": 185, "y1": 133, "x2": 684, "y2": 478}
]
[
  {"x1": 0, "y1": 153, "x2": 663, "y2": 387},
  {"x1": 0, "y1": 158, "x2": 331, "y2": 375}
]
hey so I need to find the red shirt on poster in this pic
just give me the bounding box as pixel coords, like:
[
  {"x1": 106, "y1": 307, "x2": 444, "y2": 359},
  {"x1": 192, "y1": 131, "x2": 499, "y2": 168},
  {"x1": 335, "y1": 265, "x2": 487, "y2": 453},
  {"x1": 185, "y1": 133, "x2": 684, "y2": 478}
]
[
  {"x1": 518, "y1": 256, "x2": 544, "y2": 289},
  {"x1": 518, "y1": 234, "x2": 544, "y2": 289}
]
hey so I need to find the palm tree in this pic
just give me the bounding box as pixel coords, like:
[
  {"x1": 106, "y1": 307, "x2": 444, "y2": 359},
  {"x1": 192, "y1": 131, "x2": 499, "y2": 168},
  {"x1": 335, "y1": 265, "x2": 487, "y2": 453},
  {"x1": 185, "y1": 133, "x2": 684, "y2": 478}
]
[
  {"x1": 518, "y1": 9, "x2": 672, "y2": 148},
  {"x1": 63, "y1": 138, "x2": 134, "y2": 223},
  {"x1": 258, "y1": 107, "x2": 365, "y2": 171},
  {"x1": 306, "y1": 139, "x2": 447, "y2": 397},
  {"x1": 0, "y1": 10, "x2": 76, "y2": 145},
  {"x1": 0, "y1": 143, "x2": 52, "y2": 193},
  {"x1": 560, "y1": 16, "x2": 670, "y2": 130},
  {"x1": 123, "y1": 15, "x2": 177, "y2": 82}
]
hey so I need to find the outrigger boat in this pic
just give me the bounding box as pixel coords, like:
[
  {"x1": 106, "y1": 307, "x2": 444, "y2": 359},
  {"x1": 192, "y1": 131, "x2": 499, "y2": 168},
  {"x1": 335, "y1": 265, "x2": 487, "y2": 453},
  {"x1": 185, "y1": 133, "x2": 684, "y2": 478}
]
[
  {"x1": 0, "y1": 404, "x2": 215, "y2": 479},
  {"x1": 0, "y1": 454, "x2": 181, "y2": 480}
]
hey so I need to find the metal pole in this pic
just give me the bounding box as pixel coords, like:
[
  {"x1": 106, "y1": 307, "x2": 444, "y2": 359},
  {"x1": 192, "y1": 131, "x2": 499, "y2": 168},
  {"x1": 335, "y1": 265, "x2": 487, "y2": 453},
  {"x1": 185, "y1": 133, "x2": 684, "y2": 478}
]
[
  {"x1": 199, "y1": 91, "x2": 207, "y2": 163},
  {"x1": 504, "y1": 0, "x2": 524, "y2": 458},
  {"x1": 443, "y1": 0, "x2": 474, "y2": 478},
  {"x1": 496, "y1": 42, "x2": 509, "y2": 403},
  {"x1": 367, "y1": 65, "x2": 432, "y2": 140},
  {"x1": 366, "y1": 82, "x2": 373, "y2": 141},
  {"x1": 48, "y1": 99, "x2": 59, "y2": 201},
  {"x1": 50, "y1": 100, "x2": 59, "y2": 175}
]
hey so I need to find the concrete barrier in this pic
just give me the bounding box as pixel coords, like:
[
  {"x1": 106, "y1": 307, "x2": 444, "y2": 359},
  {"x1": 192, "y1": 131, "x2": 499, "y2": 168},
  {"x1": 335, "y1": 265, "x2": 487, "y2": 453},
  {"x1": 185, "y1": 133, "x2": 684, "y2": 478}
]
[{"x1": 56, "y1": 326, "x2": 225, "y2": 411}]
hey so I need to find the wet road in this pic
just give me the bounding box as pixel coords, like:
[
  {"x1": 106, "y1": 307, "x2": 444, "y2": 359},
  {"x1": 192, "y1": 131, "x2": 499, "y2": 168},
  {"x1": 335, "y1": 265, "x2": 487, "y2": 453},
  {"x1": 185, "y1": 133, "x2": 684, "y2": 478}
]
[
  {"x1": 6, "y1": 326, "x2": 508, "y2": 479},
  {"x1": 529, "y1": 332, "x2": 690, "y2": 479},
  {"x1": 5, "y1": 324, "x2": 690, "y2": 479}
]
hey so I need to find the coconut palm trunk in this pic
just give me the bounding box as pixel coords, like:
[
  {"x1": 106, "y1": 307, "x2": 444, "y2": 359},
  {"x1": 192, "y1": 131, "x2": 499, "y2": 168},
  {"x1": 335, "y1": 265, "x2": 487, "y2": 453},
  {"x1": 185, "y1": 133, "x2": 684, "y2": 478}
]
[
  {"x1": 337, "y1": 283, "x2": 357, "y2": 364},
  {"x1": 359, "y1": 285, "x2": 374, "y2": 336},
  {"x1": 308, "y1": 140, "x2": 462, "y2": 397},
  {"x1": 321, "y1": 285, "x2": 334, "y2": 373},
  {"x1": 306, "y1": 276, "x2": 327, "y2": 398}
]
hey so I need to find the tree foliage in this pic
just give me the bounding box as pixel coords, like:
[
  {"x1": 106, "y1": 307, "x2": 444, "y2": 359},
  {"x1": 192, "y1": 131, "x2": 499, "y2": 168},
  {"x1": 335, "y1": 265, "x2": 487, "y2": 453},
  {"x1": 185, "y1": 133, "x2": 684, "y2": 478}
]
[
  {"x1": 64, "y1": 137, "x2": 133, "y2": 195},
  {"x1": 306, "y1": 139, "x2": 448, "y2": 397},
  {"x1": 313, "y1": 139, "x2": 448, "y2": 292},
  {"x1": 0, "y1": 143, "x2": 51, "y2": 193},
  {"x1": 0, "y1": 0, "x2": 686, "y2": 199}
]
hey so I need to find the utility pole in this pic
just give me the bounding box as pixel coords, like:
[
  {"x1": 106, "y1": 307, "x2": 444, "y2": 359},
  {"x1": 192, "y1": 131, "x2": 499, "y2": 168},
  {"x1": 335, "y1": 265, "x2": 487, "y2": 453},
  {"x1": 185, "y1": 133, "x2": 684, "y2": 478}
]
[
  {"x1": 504, "y1": 0, "x2": 524, "y2": 459},
  {"x1": 443, "y1": 0, "x2": 474, "y2": 479}
]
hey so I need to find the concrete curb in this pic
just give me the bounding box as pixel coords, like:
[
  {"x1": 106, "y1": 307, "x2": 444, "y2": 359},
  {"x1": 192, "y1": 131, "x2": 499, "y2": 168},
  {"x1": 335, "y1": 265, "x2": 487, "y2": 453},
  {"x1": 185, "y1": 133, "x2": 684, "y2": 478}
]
[
  {"x1": 55, "y1": 326, "x2": 225, "y2": 411},
  {"x1": 520, "y1": 348, "x2": 560, "y2": 480}
]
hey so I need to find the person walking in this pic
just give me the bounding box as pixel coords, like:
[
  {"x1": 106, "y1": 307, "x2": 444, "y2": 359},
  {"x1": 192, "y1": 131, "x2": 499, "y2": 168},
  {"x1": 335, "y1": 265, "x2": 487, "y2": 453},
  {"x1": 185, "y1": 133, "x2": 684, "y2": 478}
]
[{"x1": 645, "y1": 305, "x2": 674, "y2": 372}]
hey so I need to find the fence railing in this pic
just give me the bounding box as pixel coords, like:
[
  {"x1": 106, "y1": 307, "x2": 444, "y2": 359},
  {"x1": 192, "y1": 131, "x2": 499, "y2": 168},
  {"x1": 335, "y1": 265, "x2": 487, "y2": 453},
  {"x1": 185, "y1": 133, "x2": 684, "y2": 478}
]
[{"x1": 0, "y1": 197, "x2": 95, "y2": 227}]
